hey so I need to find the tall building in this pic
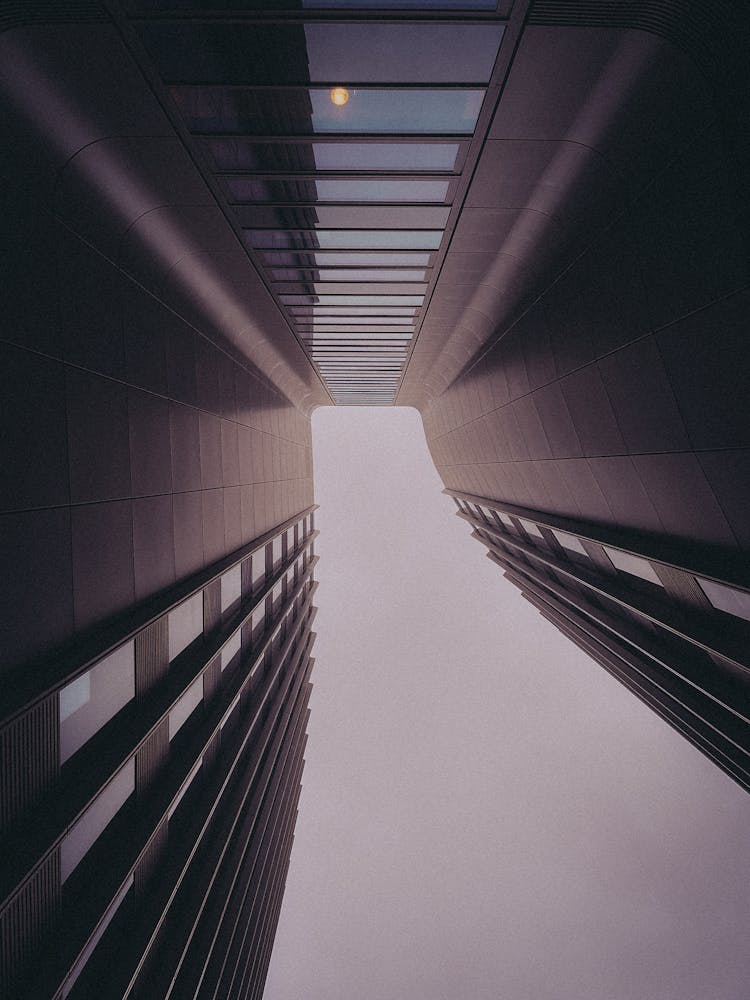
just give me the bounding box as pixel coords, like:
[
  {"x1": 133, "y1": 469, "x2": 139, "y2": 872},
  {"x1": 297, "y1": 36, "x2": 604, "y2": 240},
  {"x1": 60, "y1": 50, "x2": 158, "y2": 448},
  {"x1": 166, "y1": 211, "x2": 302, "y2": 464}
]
[{"x1": 1, "y1": 1, "x2": 748, "y2": 997}]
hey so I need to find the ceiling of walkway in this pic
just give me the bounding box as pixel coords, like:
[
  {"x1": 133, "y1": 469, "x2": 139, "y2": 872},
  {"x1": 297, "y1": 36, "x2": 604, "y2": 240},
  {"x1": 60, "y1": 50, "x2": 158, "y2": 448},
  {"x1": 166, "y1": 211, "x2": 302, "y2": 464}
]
[{"x1": 121, "y1": 1, "x2": 509, "y2": 404}]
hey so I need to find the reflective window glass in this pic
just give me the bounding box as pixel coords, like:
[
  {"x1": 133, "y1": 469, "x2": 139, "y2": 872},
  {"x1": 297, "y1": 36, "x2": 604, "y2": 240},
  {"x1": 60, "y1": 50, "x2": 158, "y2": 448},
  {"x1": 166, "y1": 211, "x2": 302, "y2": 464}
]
[
  {"x1": 696, "y1": 577, "x2": 750, "y2": 622},
  {"x1": 314, "y1": 179, "x2": 449, "y2": 202},
  {"x1": 273, "y1": 269, "x2": 427, "y2": 282},
  {"x1": 519, "y1": 518, "x2": 544, "y2": 539},
  {"x1": 246, "y1": 230, "x2": 443, "y2": 250},
  {"x1": 153, "y1": 24, "x2": 501, "y2": 84},
  {"x1": 302, "y1": 328, "x2": 414, "y2": 335},
  {"x1": 272, "y1": 535, "x2": 283, "y2": 570},
  {"x1": 221, "y1": 565, "x2": 242, "y2": 613},
  {"x1": 171, "y1": 87, "x2": 484, "y2": 136},
  {"x1": 281, "y1": 295, "x2": 423, "y2": 306},
  {"x1": 304, "y1": 0, "x2": 498, "y2": 8},
  {"x1": 168, "y1": 593, "x2": 204, "y2": 662},
  {"x1": 277, "y1": 282, "x2": 426, "y2": 296},
  {"x1": 204, "y1": 139, "x2": 461, "y2": 173},
  {"x1": 236, "y1": 204, "x2": 451, "y2": 228},
  {"x1": 264, "y1": 251, "x2": 432, "y2": 267},
  {"x1": 302, "y1": 23, "x2": 502, "y2": 82},
  {"x1": 60, "y1": 642, "x2": 135, "y2": 764},
  {"x1": 169, "y1": 676, "x2": 204, "y2": 740},
  {"x1": 251, "y1": 550, "x2": 266, "y2": 588},
  {"x1": 312, "y1": 142, "x2": 461, "y2": 171},
  {"x1": 291, "y1": 305, "x2": 417, "y2": 315},
  {"x1": 251, "y1": 604, "x2": 265, "y2": 644},
  {"x1": 226, "y1": 178, "x2": 449, "y2": 204},
  {"x1": 603, "y1": 547, "x2": 664, "y2": 586},
  {"x1": 551, "y1": 529, "x2": 588, "y2": 556},
  {"x1": 61, "y1": 760, "x2": 135, "y2": 882}
]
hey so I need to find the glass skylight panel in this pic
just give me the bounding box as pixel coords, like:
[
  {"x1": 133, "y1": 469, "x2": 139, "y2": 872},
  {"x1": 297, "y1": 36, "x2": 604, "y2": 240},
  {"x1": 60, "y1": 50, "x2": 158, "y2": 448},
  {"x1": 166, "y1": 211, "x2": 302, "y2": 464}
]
[
  {"x1": 312, "y1": 180, "x2": 450, "y2": 202},
  {"x1": 280, "y1": 294, "x2": 423, "y2": 305},
  {"x1": 224, "y1": 178, "x2": 449, "y2": 203},
  {"x1": 237, "y1": 205, "x2": 451, "y2": 228},
  {"x1": 290, "y1": 305, "x2": 417, "y2": 315},
  {"x1": 302, "y1": 23, "x2": 503, "y2": 82},
  {"x1": 204, "y1": 139, "x2": 462, "y2": 174},
  {"x1": 264, "y1": 252, "x2": 433, "y2": 267},
  {"x1": 152, "y1": 23, "x2": 502, "y2": 84},
  {"x1": 143, "y1": 10, "x2": 506, "y2": 406},
  {"x1": 298, "y1": 328, "x2": 415, "y2": 336},
  {"x1": 276, "y1": 282, "x2": 427, "y2": 296},
  {"x1": 311, "y1": 142, "x2": 461, "y2": 172},
  {"x1": 272, "y1": 269, "x2": 428, "y2": 282},
  {"x1": 296, "y1": 314, "x2": 416, "y2": 323},
  {"x1": 304, "y1": 1, "x2": 498, "y2": 9},
  {"x1": 308, "y1": 89, "x2": 484, "y2": 135},
  {"x1": 246, "y1": 230, "x2": 444, "y2": 250},
  {"x1": 172, "y1": 87, "x2": 484, "y2": 138}
]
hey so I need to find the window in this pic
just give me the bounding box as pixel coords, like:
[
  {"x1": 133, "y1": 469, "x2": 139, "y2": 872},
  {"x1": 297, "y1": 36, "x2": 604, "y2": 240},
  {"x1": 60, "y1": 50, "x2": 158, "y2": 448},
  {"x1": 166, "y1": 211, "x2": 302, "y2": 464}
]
[
  {"x1": 221, "y1": 629, "x2": 242, "y2": 671},
  {"x1": 60, "y1": 760, "x2": 135, "y2": 882},
  {"x1": 551, "y1": 529, "x2": 588, "y2": 557},
  {"x1": 250, "y1": 604, "x2": 265, "y2": 646},
  {"x1": 519, "y1": 518, "x2": 544, "y2": 539},
  {"x1": 496, "y1": 511, "x2": 515, "y2": 528},
  {"x1": 696, "y1": 577, "x2": 750, "y2": 623},
  {"x1": 59, "y1": 642, "x2": 135, "y2": 763},
  {"x1": 168, "y1": 593, "x2": 203, "y2": 662},
  {"x1": 272, "y1": 535, "x2": 283, "y2": 572},
  {"x1": 251, "y1": 549, "x2": 266, "y2": 590},
  {"x1": 220, "y1": 565, "x2": 242, "y2": 613},
  {"x1": 168, "y1": 676, "x2": 203, "y2": 740},
  {"x1": 603, "y1": 547, "x2": 664, "y2": 587}
]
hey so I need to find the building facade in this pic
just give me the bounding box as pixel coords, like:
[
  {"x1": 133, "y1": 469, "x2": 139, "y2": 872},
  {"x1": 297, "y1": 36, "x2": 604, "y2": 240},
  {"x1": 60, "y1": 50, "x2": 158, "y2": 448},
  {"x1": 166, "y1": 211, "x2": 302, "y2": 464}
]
[{"x1": 1, "y1": 1, "x2": 749, "y2": 997}]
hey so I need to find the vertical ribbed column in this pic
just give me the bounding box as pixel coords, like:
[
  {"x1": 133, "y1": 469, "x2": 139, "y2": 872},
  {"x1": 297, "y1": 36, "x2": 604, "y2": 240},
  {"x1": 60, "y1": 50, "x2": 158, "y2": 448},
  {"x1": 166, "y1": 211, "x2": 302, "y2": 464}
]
[
  {"x1": 0, "y1": 695, "x2": 58, "y2": 829},
  {"x1": 0, "y1": 850, "x2": 60, "y2": 995},
  {"x1": 135, "y1": 619, "x2": 169, "y2": 697}
]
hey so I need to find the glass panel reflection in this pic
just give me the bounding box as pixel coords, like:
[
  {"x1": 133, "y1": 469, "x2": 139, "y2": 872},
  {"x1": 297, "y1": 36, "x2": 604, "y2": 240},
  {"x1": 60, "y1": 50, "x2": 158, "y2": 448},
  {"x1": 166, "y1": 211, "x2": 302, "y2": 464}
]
[
  {"x1": 275, "y1": 282, "x2": 427, "y2": 295},
  {"x1": 280, "y1": 294, "x2": 423, "y2": 305},
  {"x1": 236, "y1": 205, "x2": 450, "y2": 228},
  {"x1": 150, "y1": 24, "x2": 502, "y2": 85},
  {"x1": 172, "y1": 87, "x2": 484, "y2": 136},
  {"x1": 245, "y1": 230, "x2": 443, "y2": 249},
  {"x1": 272, "y1": 269, "x2": 428, "y2": 282},
  {"x1": 263, "y1": 251, "x2": 432, "y2": 266},
  {"x1": 225, "y1": 178, "x2": 449, "y2": 203},
  {"x1": 290, "y1": 305, "x2": 417, "y2": 315},
  {"x1": 59, "y1": 643, "x2": 135, "y2": 764},
  {"x1": 303, "y1": 23, "x2": 502, "y2": 83},
  {"x1": 204, "y1": 139, "x2": 461, "y2": 173},
  {"x1": 305, "y1": 1, "x2": 497, "y2": 8}
]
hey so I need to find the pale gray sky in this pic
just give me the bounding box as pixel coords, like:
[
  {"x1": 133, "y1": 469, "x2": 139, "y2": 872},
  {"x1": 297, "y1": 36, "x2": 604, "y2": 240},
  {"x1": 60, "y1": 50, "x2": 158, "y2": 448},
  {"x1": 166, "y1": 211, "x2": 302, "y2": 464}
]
[{"x1": 264, "y1": 406, "x2": 750, "y2": 1000}]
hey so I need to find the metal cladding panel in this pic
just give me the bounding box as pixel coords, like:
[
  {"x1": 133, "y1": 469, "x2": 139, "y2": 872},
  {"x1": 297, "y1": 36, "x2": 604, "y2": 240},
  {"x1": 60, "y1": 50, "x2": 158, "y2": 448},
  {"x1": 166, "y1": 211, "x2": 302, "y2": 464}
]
[
  {"x1": 135, "y1": 618, "x2": 169, "y2": 697},
  {"x1": 0, "y1": 851, "x2": 60, "y2": 996},
  {"x1": 0, "y1": 697, "x2": 58, "y2": 829}
]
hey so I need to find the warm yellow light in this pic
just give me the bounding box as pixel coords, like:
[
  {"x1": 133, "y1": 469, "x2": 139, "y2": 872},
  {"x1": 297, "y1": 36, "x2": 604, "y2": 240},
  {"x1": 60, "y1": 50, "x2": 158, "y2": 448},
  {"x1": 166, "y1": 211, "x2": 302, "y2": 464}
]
[{"x1": 330, "y1": 86, "x2": 349, "y2": 107}]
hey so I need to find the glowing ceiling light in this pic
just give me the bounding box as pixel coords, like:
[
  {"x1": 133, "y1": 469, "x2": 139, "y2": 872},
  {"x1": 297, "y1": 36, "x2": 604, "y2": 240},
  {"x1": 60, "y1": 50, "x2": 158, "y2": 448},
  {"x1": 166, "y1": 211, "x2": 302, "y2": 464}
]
[{"x1": 330, "y1": 87, "x2": 350, "y2": 107}]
